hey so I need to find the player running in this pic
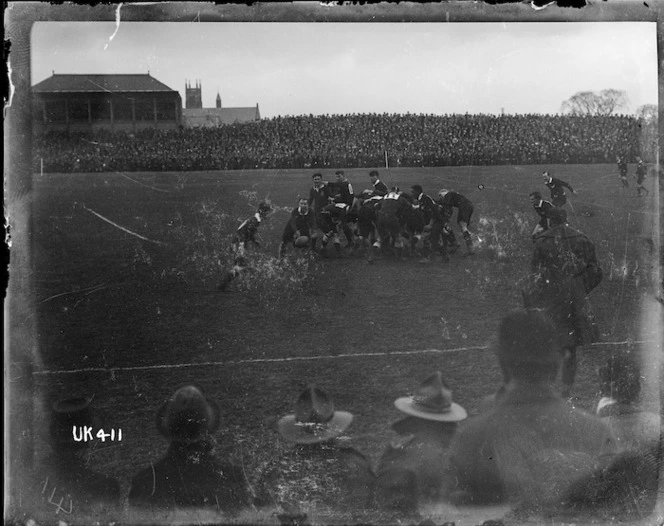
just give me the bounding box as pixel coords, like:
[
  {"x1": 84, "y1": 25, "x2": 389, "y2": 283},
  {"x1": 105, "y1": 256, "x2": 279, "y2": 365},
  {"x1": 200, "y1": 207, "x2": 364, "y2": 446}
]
[
  {"x1": 529, "y1": 191, "x2": 554, "y2": 240},
  {"x1": 541, "y1": 171, "x2": 576, "y2": 208}
]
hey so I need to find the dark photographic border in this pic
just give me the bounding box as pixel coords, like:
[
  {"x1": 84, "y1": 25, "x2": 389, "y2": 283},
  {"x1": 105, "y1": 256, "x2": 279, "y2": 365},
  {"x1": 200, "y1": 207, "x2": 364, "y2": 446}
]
[{"x1": 5, "y1": 2, "x2": 662, "y2": 525}]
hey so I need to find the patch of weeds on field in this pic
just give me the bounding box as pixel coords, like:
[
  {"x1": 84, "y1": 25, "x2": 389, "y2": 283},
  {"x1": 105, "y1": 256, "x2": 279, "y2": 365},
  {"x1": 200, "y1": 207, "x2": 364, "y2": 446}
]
[
  {"x1": 175, "y1": 173, "x2": 190, "y2": 191},
  {"x1": 131, "y1": 243, "x2": 153, "y2": 271},
  {"x1": 147, "y1": 196, "x2": 319, "y2": 304},
  {"x1": 232, "y1": 252, "x2": 319, "y2": 307},
  {"x1": 474, "y1": 212, "x2": 531, "y2": 262}
]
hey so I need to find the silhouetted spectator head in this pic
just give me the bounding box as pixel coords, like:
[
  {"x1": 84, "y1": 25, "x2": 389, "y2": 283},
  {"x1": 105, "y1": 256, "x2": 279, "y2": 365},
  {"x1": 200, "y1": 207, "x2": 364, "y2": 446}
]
[
  {"x1": 278, "y1": 386, "x2": 353, "y2": 445},
  {"x1": 156, "y1": 385, "x2": 221, "y2": 443},
  {"x1": 599, "y1": 353, "x2": 641, "y2": 404},
  {"x1": 50, "y1": 396, "x2": 100, "y2": 452},
  {"x1": 496, "y1": 309, "x2": 562, "y2": 383}
]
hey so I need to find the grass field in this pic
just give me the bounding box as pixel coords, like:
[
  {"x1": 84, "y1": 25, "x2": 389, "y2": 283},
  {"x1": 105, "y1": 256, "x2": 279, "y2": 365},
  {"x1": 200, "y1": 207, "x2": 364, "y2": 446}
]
[{"x1": 24, "y1": 164, "x2": 661, "y2": 524}]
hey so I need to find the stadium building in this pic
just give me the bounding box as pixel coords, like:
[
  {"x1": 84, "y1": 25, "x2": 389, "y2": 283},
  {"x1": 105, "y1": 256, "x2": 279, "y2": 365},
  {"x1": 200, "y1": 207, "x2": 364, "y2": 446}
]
[
  {"x1": 32, "y1": 73, "x2": 183, "y2": 133},
  {"x1": 181, "y1": 80, "x2": 261, "y2": 127}
]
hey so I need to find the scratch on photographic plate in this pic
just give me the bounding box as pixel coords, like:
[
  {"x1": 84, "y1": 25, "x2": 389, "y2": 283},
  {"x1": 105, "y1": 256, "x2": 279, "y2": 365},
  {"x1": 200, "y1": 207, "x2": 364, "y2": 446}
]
[
  {"x1": 5, "y1": 59, "x2": 14, "y2": 107},
  {"x1": 104, "y1": 4, "x2": 123, "y2": 51}
]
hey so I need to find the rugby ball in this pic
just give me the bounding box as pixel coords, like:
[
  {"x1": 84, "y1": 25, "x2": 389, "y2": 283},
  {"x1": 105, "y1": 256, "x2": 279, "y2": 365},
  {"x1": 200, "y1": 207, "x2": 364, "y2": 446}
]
[{"x1": 294, "y1": 236, "x2": 310, "y2": 248}]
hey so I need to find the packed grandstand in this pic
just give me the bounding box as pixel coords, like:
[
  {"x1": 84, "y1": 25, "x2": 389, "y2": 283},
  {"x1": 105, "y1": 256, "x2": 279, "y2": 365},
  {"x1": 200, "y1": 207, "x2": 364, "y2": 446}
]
[{"x1": 33, "y1": 113, "x2": 642, "y2": 173}]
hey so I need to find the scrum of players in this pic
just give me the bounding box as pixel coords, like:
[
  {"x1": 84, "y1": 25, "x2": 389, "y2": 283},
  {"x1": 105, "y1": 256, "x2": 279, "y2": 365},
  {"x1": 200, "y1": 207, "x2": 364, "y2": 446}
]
[
  {"x1": 274, "y1": 169, "x2": 476, "y2": 265},
  {"x1": 223, "y1": 165, "x2": 600, "y2": 275}
]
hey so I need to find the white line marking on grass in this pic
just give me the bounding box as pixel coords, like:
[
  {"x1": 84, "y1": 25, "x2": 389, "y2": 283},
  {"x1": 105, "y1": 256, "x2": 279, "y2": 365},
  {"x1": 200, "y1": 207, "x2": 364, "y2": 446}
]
[
  {"x1": 32, "y1": 340, "x2": 655, "y2": 376},
  {"x1": 40, "y1": 283, "x2": 108, "y2": 303},
  {"x1": 81, "y1": 205, "x2": 167, "y2": 246},
  {"x1": 115, "y1": 170, "x2": 172, "y2": 193}
]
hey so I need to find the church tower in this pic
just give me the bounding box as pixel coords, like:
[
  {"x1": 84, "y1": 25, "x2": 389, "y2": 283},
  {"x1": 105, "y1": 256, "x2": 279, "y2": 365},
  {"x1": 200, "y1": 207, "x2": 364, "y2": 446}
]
[
  {"x1": 185, "y1": 80, "x2": 203, "y2": 109},
  {"x1": 216, "y1": 91, "x2": 222, "y2": 109}
]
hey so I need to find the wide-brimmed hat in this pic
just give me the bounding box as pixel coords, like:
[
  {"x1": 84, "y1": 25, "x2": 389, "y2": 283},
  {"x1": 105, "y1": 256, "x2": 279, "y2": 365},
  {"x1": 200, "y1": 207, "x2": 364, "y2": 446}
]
[
  {"x1": 278, "y1": 386, "x2": 353, "y2": 445},
  {"x1": 394, "y1": 372, "x2": 467, "y2": 422},
  {"x1": 50, "y1": 396, "x2": 101, "y2": 445},
  {"x1": 156, "y1": 385, "x2": 221, "y2": 443}
]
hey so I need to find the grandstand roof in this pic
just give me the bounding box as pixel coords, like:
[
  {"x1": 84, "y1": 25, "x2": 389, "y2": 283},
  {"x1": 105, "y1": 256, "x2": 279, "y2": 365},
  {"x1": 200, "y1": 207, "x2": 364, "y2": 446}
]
[{"x1": 32, "y1": 74, "x2": 178, "y2": 93}]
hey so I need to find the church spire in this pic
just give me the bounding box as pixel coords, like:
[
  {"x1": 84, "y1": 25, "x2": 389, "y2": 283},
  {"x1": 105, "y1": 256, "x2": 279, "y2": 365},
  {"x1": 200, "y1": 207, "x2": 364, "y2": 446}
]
[{"x1": 216, "y1": 90, "x2": 222, "y2": 109}]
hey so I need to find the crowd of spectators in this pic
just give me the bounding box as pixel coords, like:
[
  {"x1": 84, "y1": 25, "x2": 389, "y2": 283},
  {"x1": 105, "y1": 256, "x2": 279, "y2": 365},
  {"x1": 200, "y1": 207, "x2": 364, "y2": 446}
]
[{"x1": 33, "y1": 113, "x2": 642, "y2": 173}]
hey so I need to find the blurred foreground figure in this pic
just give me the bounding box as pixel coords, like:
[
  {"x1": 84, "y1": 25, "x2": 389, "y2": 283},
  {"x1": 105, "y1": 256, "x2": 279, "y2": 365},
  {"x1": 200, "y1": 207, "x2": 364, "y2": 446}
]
[
  {"x1": 445, "y1": 310, "x2": 615, "y2": 512},
  {"x1": 527, "y1": 208, "x2": 602, "y2": 397},
  {"x1": 376, "y1": 371, "x2": 467, "y2": 517},
  {"x1": 129, "y1": 385, "x2": 250, "y2": 512},
  {"x1": 560, "y1": 353, "x2": 661, "y2": 520},
  {"x1": 36, "y1": 397, "x2": 120, "y2": 516},
  {"x1": 254, "y1": 386, "x2": 375, "y2": 524}
]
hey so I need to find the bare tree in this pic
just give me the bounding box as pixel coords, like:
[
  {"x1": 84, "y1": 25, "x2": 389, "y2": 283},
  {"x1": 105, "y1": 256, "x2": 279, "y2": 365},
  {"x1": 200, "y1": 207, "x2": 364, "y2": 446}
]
[
  {"x1": 560, "y1": 89, "x2": 629, "y2": 116},
  {"x1": 561, "y1": 91, "x2": 600, "y2": 116}
]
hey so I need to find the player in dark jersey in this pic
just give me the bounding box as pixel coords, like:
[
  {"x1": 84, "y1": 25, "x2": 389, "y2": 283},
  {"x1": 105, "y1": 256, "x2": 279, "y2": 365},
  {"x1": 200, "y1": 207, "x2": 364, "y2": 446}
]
[
  {"x1": 529, "y1": 191, "x2": 554, "y2": 240},
  {"x1": 350, "y1": 192, "x2": 380, "y2": 261},
  {"x1": 218, "y1": 202, "x2": 272, "y2": 291},
  {"x1": 635, "y1": 158, "x2": 649, "y2": 197},
  {"x1": 411, "y1": 185, "x2": 450, "y2": 263},
  {"x1": 328, "y1": 170, "x2": 355, "y2": 207},
  {"x1": 542, "y1": 171, "x2": 576, "y2": 208},
  {"x1": 438, "y1": 189, "x2": 474, "y2": 254},
  {"x1": 309, "y1": 173, "x2": 332, "y2": 249},
  {"x1": 368, "y1": 170, "x2": 389, "y2": 197},
  {"x1": 279, "y1": 197, "x2": 318, "y2": 257},
  {"x1": 373, "y1": 187, "x2": 411, "y2": 259},
  {"x1": 616, "y1": 156, "x2": 629, "y2": 188},
  {"x1": 319, "y1": 202, "x2": 353, "y2": 258}
]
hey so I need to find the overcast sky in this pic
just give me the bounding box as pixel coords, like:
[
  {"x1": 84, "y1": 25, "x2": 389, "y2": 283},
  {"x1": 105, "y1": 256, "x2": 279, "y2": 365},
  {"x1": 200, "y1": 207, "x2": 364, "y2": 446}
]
[{"x1": 30, "y1": 21, "x2": 657, "y2": 118}]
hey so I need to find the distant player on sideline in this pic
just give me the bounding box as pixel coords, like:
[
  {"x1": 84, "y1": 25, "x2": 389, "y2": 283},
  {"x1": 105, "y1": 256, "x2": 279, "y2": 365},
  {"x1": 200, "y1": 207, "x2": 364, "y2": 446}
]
[
  {"x1": 635, "y1": 158, "x2": 649, "y2": 197},
  {"x1": 279, "y1": 197, "x2": 317, "y2": 258},
  {"x1": 438, "y1": 189, "x2": 474, "y2": 254},
  {"x1": 542, "y1": 171, "x2": 576, "y2": 208},
  {"x1": 529, "y1": 191, "x2": 554, "y2": 240},
  {"x1": 218, "y1": 202, "x2": 272, "y2": 291},
  {"x1": 616, "y1": 156, "x2": 629, "y2": 188}
]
